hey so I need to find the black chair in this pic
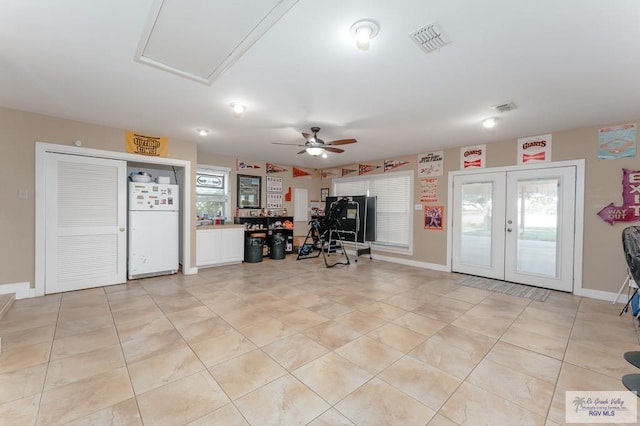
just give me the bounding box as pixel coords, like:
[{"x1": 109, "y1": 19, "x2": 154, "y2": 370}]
[
  {"x1": 619, "y1": 227, "x2": 640, "y2": 394},
  {"x1": 619, "y1": 226, "x2": 640, "y2": 316}
]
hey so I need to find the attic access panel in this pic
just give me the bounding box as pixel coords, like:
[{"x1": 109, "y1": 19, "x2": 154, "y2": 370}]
[{"x1": 136, "y1": 0, "x2": 299, "y2": 84}]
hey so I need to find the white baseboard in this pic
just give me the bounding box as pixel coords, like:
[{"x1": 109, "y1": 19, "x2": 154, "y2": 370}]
[
  {"x1": 349, "y1": 250, "x2": 448, "y2": 272},
  {"x1": 576, "y1": 287, "x2": 622, "y2": 303},
  {"x1": 183, "y1": 266, "x2": 198, "y2": 275},
  {"x1": 0, "y1": 282, "x2": 32, "y2": 300}
]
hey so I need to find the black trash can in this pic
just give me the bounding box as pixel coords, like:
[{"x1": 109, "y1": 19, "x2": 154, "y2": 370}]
[
  {"x1": 269, "y1": 233, "x2": 286, "y2": 260},
  {"x1": 245, "y1": 233, "x2": 265, "y2": 263}
]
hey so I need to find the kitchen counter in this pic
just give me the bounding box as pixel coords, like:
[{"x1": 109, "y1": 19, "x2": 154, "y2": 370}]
[{"x1": 197, "y1": 223, "x2": 245, "y2": 230}]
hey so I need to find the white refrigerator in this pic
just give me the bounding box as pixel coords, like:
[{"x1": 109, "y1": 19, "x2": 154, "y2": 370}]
[{"x1": 128, "y1": 182, "x2": 179, "y2": 280}]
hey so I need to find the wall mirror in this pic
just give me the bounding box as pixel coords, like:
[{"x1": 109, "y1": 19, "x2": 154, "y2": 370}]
[{"x1": 237, "y1": 174, "x2": 262, "y2": 209}]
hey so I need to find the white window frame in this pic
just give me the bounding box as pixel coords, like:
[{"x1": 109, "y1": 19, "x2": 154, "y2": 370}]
[
  {"x1": 333, "y1": 170, "x2": 414, "y2": 255},
  {"x1": 196, "y1": 164, "x2": 231, "y2": 219}
]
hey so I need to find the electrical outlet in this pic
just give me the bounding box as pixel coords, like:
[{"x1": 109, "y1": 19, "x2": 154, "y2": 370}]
[{"x1": 18, "y1": 189, "x2": 28, "y2": 200}]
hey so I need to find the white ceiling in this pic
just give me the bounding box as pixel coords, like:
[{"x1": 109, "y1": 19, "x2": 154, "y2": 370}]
[{"x1": 2, "y1": 0, "x2": 640, "y2": 168}]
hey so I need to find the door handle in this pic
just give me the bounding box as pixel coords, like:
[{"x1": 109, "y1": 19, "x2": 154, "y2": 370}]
[
  {"x1": 119, "y1": 227, "x2": 125, "y2": 232},
  {"x1": 507, "y1": 228, "x2": 512, "y2": 232}
]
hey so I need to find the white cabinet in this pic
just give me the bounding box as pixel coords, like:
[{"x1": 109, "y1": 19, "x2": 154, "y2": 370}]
[{"x1": 196, "y1": 227, "x2": 244, "y2": 267}]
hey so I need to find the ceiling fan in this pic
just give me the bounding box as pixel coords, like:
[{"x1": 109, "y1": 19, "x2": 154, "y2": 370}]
[{"x1": 272, "y1": 127, "x2": 357, "y2": 156}]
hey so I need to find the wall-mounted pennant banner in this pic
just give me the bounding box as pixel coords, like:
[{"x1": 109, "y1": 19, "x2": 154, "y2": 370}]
[
  {"x1": 598, "y1": 123, "x2": 637, "y2": 160},
  {"x1": 518, "y1": 134, "x2": 552, "y2": 165},
  {"x1": 266, "y1": 162, "x2": 288, "y2": 173},
  {"x1": 236, "y1": 159, "x2": 261, "y2": 170},
  {"x1": 125, "y1": 131, "x2": 168, "y2": 157},
  {"x1": 359, "y1": 164, "x2": 381, "y2": 175},
  {"x1": 384, "y1": 160, "x2": 410, "y2": 172},
  {"x1": 460, "y1": 144, "x2": 486, "y2": 169},
  {"x1": 597, "y1": 168, "x2": 640, "y2": 224},
  {"x1": 342, "y1": 167, "x2": 358, "y2": 176},
  {"x1": 417, "y1": 151, "x2": 443, "y2": 177},
  {"x1": 321, "y1": 168, "x2": 340, "y2": 180},
  {"x1": 292, "y1": 167, "x2": 311, "y2": 178}
]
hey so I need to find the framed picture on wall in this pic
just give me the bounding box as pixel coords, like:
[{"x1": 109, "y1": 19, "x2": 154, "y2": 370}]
[
  {"x1": 237, "y1": 174, "x2": 262, "y2": 209},
  {"x1": 321, "y1": 188, "x2": 329, "y2": 202}
]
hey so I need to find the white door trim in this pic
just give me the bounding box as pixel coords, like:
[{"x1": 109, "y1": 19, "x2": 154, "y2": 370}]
[
  {"x1": 35, "y1": 142, "x2": 194, "y2": 297},
  {"x1": 447, "y1": 159, "x2": 585, "y2": 295}
]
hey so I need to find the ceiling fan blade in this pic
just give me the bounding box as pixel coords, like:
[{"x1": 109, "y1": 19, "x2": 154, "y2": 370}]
[
  {"x1": 302, "y1": 132, "x2": 314, "y2": 142},
  {"x1": 296, "y1": 149, "x2": 307, "y2": 154},
  {"x1": 326, "y1": 138, "x2": 357, "y2": 146},
  {"x1": 272, "y1": 142, "x2": 306, "y2": 146},
  {"x1": 324, "y1": 147, "x2": 345, "y2": 153}
]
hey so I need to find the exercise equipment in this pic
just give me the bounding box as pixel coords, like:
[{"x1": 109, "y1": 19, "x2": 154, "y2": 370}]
[{"x1": 296, "y1": 198, "x2": 350, "y2": 268}]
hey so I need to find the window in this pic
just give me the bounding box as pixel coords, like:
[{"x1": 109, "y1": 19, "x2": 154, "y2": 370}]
[
  {"x1": 334, "y1": 170, "x2": 413, "y2": 250},
  {"x1": 196, "y1": 165, "x2": 230, "y2": 219}
]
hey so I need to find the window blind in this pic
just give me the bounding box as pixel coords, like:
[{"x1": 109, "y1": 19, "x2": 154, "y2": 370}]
[{"x1": 334, "y1": 171, "x2": 412, "y2": 248}]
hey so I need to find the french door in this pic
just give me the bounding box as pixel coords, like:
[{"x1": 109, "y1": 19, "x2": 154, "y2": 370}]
[
  {"x1": 45, "y1": 153, "x2": 127, "y2": 294},
  {"x1": 452, "y1": 166, "x2": 576, "y2": 292}
]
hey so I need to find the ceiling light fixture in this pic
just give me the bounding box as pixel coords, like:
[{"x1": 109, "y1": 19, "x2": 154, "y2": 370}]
[
  {"x1": 230, "y1": 102, "x2": 246, "y2": 118},
  {"x1": 482, "y1": 118, "x2": 497, "y2": 129},
  {"x1": 196, "y1": 129, "x2": 209, "y2": 136},
  {"x1": 350, "y1": 19, "x2": 380, "y2": 51},
  {"x1": 306, "y1": 147, "x2": 324, "y2": 156}
]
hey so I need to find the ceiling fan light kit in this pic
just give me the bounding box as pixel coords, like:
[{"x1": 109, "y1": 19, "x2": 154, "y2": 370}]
[
  {"x1": 272, "y1": 126, "x2": 357, "y2": 156},
  {"x1": 305, "y1": 147, "x2": 324, "y2": 156},
  {"x1": 350, "y1": 19, "x2": 380, "y2": 51}
]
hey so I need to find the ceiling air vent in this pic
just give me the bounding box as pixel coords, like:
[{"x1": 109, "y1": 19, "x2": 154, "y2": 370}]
[
  {"x1": 409, "y1": 23, "x2": 450, "y2": 54},
  {"x1": 492, "y1": 102, "x2": 517, "y2": 113}
]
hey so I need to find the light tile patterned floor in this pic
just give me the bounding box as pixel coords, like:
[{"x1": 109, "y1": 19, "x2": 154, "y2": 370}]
[{"x1": 1, "y1": 257, "x2": 639, "y2": 425}]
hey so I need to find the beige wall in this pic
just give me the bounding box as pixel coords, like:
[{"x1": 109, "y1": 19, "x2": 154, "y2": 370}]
[
  {"x1": 2, "y1": 104, "x2": 637, "y2": 296},
  {"x1": 197, "y1": 152, "x2": 322, "y2": 236},
  {"x1": 328, "y1": 119, "x2": 639, "y2": 294},
  {"x1": 0, "y1": 107, "x2": 197, "y2": 286}
]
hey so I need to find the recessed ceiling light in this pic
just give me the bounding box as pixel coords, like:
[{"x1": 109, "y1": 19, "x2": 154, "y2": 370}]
[
  {"x1": 321, "y1": 152, "x2": 328, "y2": 159},
  {"x1": 196, "y1": 129, "x2": 209, "y2": 136},
  {"x1": 350, "y1": 19, "x2": 380, "y2": 51},
  {"x1": 482, "y1": 118, "x2": 497, "y2": 129},
  {"x1": 230, "y1": 102, "x2": 246, "y2": 118}
]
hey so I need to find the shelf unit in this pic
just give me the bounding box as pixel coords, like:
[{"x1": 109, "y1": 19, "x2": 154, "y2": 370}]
[{"x1": 234, "y1": 216, "x2": 295, "y2": 254}]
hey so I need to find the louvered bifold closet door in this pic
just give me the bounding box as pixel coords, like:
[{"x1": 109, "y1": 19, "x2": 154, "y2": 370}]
[{"x1": 45, "y1": 153, "x2": 127, "y2": 294}]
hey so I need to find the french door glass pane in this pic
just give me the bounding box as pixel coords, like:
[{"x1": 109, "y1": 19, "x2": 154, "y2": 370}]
[
  {"x1": 515, "y1": 178, "x2": 559, "y2": 277},
  {"x1": 460, "y1": 182, "x2": 493, "y2": 268}
]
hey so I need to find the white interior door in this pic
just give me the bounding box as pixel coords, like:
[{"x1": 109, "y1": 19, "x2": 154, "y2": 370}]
[
  {"x1": 452, "y1": 166, "x2": 576, "y2": 292},
  {"x1": 504, "y1": 167, "x2": 576, "y2": 291},
  {"x1": 452, "y1": 172, "x2": 506, "y2": 279},
  {"x1": 45, "y1": 153, "x2": 127, "y2": 294}
]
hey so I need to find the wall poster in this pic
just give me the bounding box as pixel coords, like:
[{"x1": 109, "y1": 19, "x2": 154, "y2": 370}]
[
  {"x1": 417, "y1": 151, "x2": 443, "y2": 177},
  {"x1": 266, "y1": 176, "x2": 283, "y2": 192},
  {"x1": 598, "y1": 123, "x2": 637, "y2": 160},
  {"x1": 419, "y1": 178, "x2": 438, "y2": 203},
  {"x1": 517, "y1": 134, "x2": 552, "y2": 164},
  {"x1": 460, "y1": 144, "x2": 486, "y2": 169},
  {"x1": 267, "y1": 193, "x2": 283, "y2": 209},
  {"x1": 424, "y1": 205, "x2": 444, "y2": 230}
]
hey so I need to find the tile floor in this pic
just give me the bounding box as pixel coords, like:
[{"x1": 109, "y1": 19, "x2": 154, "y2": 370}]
[{"x1": 1, "y1": 256, "x2": 639, "y2": 425}]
